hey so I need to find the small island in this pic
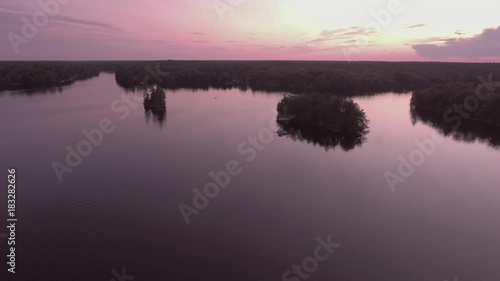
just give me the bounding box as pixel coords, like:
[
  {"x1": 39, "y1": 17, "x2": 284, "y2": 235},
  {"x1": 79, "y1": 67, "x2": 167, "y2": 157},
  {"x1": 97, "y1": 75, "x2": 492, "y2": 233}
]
[
  {"x1": 144, "y1": 87, "x2": 167, "y2": 125},
  {"x1": 276, "y1": 94, "x2": 369, "y2": 151}
]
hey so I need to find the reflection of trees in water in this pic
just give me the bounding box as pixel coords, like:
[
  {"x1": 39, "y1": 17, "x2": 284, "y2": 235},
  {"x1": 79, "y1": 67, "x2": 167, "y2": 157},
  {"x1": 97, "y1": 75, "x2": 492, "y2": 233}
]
[
  {"x1": 5, "y1": 83, "x2": 79, "y2": 95},
  {"x1": 279, "y1": 125, "x2": 367, "y2": 151},
  {"x1": 410, "y1": 106, "x2": 500, "y2": 149},
  {"x1": 145, "y1": 109, "x2": 166, "y2": 127},
  {"x1": 144, "y1": 87, "x2": 167, "y2": 128},
  {"x1": 277, "y1": 94, "x2": 369, "y2": 151}
]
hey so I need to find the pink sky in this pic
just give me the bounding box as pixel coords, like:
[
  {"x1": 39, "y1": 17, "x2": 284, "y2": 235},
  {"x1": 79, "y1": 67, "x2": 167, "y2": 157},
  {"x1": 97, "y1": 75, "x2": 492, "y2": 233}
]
[{"x1": 1, "y1": 0, "x2": 499, "y2": 61}]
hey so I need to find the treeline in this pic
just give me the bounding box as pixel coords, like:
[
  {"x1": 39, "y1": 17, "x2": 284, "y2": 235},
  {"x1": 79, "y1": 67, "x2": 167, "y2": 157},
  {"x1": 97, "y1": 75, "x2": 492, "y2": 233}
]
[
  {"x1": 411, "y1": 82, "x2": 500, "y2": 126},
  {"x1": 0, "y1": 61, "x2": 116, "y2": 91},
  {"x1": 3, "y1": 61, "x2": 500, "y2": 96},
  {"x1": 113, "y1": 61, "x2": 500, "y2": 95}
]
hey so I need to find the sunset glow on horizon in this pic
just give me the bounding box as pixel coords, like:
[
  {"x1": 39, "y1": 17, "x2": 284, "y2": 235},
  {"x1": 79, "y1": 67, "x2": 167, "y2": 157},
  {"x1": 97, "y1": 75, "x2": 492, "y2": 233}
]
[{"x1": 1, "y1": 0, "x2": 499, "y2": 61}]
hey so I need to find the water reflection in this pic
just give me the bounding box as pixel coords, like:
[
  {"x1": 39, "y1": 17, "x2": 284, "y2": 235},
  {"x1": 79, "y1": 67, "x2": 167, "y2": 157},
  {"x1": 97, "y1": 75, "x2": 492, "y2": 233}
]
[
  {"x1": 3, "y1": 85, "x2": 68, "y2": 96},
  {"x1": 2, "y1": 72, "x2": 500, "y2": 280},
  {"x1": 410, "y1": 106, "x2": 500, "y2": 149},
  {"x1": 1, "y1": 75, "x2": 102, "y2": 96},
  {"x1": 276, "y1": 94, "x2": 369, "y2": 151},
  {"x1": 144, "y1": 87, "x2": 167, "y2": 128},
  {"x1": 145, "y1": 108, "x2": 167, "y2": 127}
]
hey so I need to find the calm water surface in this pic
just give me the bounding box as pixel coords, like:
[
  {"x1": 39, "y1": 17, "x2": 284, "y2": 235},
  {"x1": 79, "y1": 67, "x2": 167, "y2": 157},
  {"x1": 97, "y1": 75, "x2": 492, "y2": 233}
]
[{"x1": 0, "y1": 73, "x2": 499, "y2": 281}]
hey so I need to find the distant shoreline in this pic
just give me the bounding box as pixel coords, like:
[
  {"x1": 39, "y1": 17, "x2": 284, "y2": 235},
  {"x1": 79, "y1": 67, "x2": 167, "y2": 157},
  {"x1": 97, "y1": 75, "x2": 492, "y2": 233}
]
[{"x1": 2, "y1": 61, "x2": 500, "y2": 96}]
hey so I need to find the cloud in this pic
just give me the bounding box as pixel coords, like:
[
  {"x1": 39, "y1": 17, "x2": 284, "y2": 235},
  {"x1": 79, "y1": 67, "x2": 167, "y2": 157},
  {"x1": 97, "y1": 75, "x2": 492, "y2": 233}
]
[
  {"x1": 0, "y1": 6, "x2": 121, "y2": 32},
  {"x1": 116, "y1": 38, "x2": 172, "y2": 44},
  {"x1": 192, "y1": 32, "x2": 205, "y2": 35},
  {"x1": 307, "y1": 27, "x2": 377, "y2": 45},
  {"x1": 412, "y1": 26, "x2": 500, "y2": 59},
  {"x1": 52, "y1": 15, "x2": 121, "y2": 31},
  {"x1": 406, "y1": 24, "x2": 426, "y2": 29},
  {"x1": 407, "y1": 37, "x2": 452, "y2": 44}
]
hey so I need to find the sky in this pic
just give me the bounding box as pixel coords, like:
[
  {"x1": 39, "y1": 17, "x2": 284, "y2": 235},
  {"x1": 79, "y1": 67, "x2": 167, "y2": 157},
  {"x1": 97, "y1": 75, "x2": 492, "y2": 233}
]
[{"x1": 1, "y1": 0, "x2": 499, "y2": 61}]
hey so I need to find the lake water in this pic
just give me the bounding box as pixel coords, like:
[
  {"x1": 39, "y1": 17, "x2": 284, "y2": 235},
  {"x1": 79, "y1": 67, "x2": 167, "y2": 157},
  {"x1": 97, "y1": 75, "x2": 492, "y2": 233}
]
[{"x1": 0, "y1": 73, "x2": 499, "y2": 281}]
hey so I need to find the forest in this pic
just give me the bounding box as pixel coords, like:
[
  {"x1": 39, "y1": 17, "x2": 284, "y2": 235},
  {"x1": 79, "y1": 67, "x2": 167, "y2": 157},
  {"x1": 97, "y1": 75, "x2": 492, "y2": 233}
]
[
  {"x1": 410, "y1": 82, "x2": 500, "y2": 126},
  {"x1": 2, "y1": 61, "x2": 500, "y2": 96},
  {"x1": 2, "y1": 60, "x2": 500, "y2": 130},
  {"x1": 113, "y1": 61, "x2": 500, "y2": 95},
  {"x1": 276, "y1": 94, "x2": 369, "y2": 151},
  {"x1": 0, "y1": 61, "x2": 115, "y2": 91}
]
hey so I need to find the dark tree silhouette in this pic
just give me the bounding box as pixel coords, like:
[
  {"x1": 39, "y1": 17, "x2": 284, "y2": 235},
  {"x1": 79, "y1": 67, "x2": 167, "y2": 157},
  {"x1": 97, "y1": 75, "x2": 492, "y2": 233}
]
[
  {"x1": 410, "y1": 101, "x2": 500, "y2": 149},
  {"x1": 410, "y1": 82, "x2": 500, "y2": 126},
  {"x1": 144, "y1": 87, "x2": 167, "y2": 127},
  {"x1": 4, "y1": 61, "x2": 500, "y2": 97},
  {"x1": 276, "y1": 94, "x2": 369, "y2": 151}
]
